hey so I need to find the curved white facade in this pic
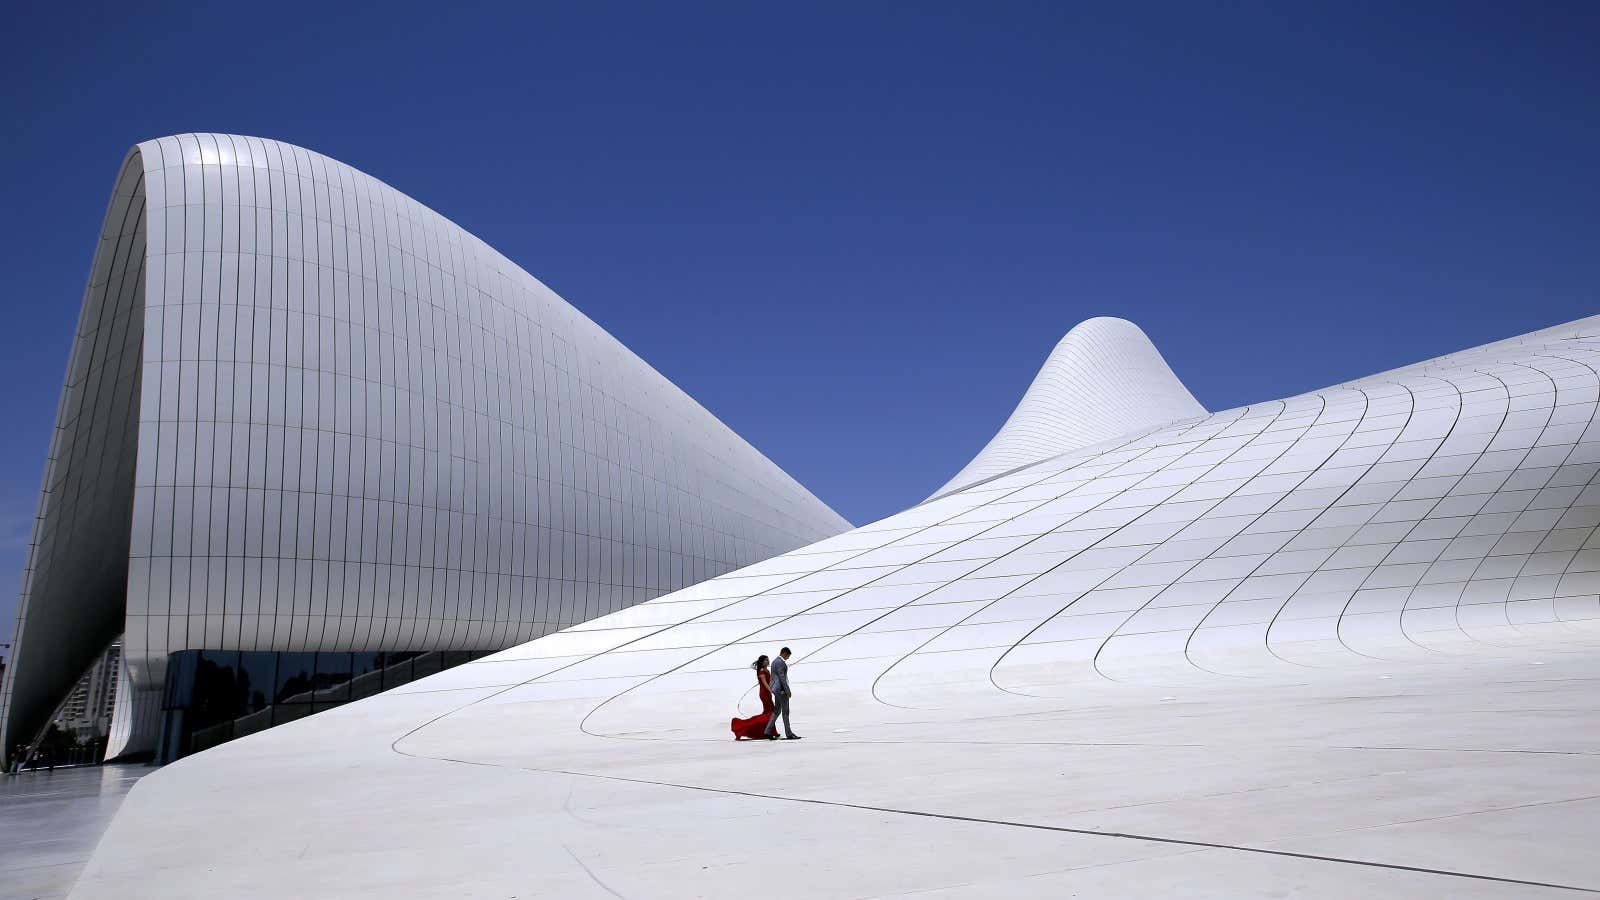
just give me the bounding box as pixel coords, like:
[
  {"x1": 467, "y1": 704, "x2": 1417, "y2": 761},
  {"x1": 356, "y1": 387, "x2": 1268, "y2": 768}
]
[
  {"x1": 69, "y1": 313, "x2": 1600, "y2": 898},
  {"x1": 0, "y1": 134, "x2": 849, "y2": 759},
  {"x1": 933, "y1": 316, "x2": 1205, "y2": 498}
]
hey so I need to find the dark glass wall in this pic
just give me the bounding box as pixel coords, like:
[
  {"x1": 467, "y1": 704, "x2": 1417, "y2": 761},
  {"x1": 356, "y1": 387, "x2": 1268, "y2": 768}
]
[{"x1": 158, "y1": 649, "x2": 484, "y2": 763}]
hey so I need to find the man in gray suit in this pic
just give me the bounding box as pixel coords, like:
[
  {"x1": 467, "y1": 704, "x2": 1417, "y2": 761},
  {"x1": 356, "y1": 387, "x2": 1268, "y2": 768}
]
[{"x1": 763, "y1": 647, "x2": 801, "y2": 740}]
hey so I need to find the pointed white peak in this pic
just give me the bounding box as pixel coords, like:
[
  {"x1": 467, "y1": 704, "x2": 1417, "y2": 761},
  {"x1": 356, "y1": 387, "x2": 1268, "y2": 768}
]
[{"x1": 932, "y1": 317, "x2": 1205, "y2": 498}]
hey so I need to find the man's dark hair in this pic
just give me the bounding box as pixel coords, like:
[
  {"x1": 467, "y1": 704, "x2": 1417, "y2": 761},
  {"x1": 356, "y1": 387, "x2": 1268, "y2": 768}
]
[{"x1": 780, "y1": 647, "x2": 791, "y2": 655}]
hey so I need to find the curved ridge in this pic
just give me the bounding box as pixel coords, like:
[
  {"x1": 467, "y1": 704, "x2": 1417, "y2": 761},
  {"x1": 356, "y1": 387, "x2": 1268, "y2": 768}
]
[{"x1": 932, "y1": 316, "x2": 1205, "y2": 498}]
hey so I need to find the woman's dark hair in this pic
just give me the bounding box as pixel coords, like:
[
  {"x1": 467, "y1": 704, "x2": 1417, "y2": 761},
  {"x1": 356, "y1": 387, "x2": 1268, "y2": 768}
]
[{"x1": 752, "y1": 654, "x2": 769, "y2": 670}]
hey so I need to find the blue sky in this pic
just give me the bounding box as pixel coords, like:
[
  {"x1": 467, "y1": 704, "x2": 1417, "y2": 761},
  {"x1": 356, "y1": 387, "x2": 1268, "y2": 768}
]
[{"x1": 2, "y1": 2, "x2": 1597, "y2": 646}]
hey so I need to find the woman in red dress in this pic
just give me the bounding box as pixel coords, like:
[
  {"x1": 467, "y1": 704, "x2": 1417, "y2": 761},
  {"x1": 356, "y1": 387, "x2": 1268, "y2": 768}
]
[{"x1": 731, "y1": 655, "x2": 777, "y2": 740}]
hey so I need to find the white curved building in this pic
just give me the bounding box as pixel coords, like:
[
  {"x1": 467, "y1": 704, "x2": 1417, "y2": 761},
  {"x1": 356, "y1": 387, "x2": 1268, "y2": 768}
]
[
  {"x1": 933, "y1": 316, "x2": 1205, "y2": 498},
  {"x1": 0, "y1": 134, "x2": 849, "y2": 763},
  {"x1": 67, "y1": 313, "x2": 1600, "y2": 897}
]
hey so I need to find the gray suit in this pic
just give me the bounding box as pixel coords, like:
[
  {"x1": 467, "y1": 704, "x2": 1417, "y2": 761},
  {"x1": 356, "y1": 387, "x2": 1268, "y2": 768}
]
[{"x1": 764, "y1": 655, "x2": 794, "y2": 737}]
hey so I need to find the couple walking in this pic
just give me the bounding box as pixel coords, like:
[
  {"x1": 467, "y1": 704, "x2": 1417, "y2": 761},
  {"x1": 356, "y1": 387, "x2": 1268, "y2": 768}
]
[{"x1": 730, "y1": 647, "x2": 801, "y2": 741}]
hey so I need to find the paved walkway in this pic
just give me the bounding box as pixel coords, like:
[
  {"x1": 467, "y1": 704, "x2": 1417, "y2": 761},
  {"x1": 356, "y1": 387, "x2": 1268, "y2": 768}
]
[
  {"x1": 0, "y1": 765, "x2": 152, "y2": 900},
  {"x1": 71, "y1": 637, "x2": 1600, "y2": 898}
]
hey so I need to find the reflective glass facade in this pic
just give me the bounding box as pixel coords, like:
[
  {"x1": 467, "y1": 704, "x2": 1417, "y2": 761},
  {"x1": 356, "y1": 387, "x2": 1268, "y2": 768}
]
[{"x1": 159, "y1": 648, "x2": 483, "y2": 762}]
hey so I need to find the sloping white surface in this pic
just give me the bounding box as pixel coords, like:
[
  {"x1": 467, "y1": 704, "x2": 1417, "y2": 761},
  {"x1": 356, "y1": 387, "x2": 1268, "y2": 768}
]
[
  {"x1": 73, "y1": 315, "x2": 1600, "y2": 898},
  {"x1": 933, "y1": 316, "x2": 1205, "y2": 497}
]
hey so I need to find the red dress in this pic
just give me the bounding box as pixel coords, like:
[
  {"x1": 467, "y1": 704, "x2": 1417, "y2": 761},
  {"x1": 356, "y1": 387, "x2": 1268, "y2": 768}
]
[{"x1": 730, "y1": 669, "x2": 774, "y2": 740}]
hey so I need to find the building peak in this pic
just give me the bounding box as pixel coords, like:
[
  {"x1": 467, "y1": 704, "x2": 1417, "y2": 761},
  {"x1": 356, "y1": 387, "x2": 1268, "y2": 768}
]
[{"x1": 931, "y1": 317, "x2": 1205, "y2": 499}]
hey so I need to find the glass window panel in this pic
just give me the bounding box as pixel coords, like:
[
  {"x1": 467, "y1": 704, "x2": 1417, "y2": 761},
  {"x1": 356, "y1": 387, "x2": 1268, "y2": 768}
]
[
  {"x1": 380, "y1": 652, "x2": 418, "y2": 689},
  {"x1": 313, "y1": 652, "x2": 353, "y2": 704},
  {"x1": 189, "y1": 650, "x2": 243, "y2": 731},
  {"x1": 349, "y1": 652, "x2": 383, "y2": 700},
  {"x1": 162, "y1": 650, "x2": 200, "y2": 710},
  {"x1": 236, "y1": 652, "x2": 276, "y2": 715},
  {"x1": 274, "y1": 652, "x2": 316, "y2": 705},
  {"x1": 412, "y1": 651, "x2": 443, "y2": 678},
  {"x1": 188, "y1": 720, "x2": 234, "y2": 756},
  {"x1": 231, "y1": 707, "x2": 272, "y2": 740},
  {"x1": 272, "y1": 703, "x2": 314, "y2": 726}
]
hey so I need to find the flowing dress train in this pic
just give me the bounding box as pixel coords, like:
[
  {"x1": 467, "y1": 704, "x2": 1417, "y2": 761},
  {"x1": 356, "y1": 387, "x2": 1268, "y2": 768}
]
[{"x1": 730, "y1": 669, "x2": 774, "y2": 739}]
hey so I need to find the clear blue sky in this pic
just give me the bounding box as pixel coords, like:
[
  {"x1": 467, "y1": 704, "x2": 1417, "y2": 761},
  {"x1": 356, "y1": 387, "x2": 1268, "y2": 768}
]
[{"x1": 2, "y1": 2, "x2": 1597, "y2": 645}]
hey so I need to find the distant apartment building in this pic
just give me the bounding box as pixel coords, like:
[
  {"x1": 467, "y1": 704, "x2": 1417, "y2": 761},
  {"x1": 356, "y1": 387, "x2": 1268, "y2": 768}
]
[{"x1": 52, "y1": 642, "x2": 120, "y2": 741}]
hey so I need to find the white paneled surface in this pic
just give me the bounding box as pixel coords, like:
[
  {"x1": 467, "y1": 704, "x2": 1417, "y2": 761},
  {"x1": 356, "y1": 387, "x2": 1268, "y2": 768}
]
[
  {"x1": 932, "y1": 316, "x2": 1206, "y2": 497},
  {"x1": 1, "y1": 135, "x2": 849, "y2": 759},
  {"x1": 71, "y1": 314, "x2": 1600, "y2": 898}
]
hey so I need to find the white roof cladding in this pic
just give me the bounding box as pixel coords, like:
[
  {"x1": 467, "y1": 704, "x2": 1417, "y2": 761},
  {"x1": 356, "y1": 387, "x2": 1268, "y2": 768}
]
[
  {"x1": 0, "y1": 134, "x2": 851, "y2": 759},
  {"x1": 934, "y1": 316, "x2": 1205, "y2": 498},
  {"x1": 70, "y1": 312, "x2": 1600, "y2": 898}
]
